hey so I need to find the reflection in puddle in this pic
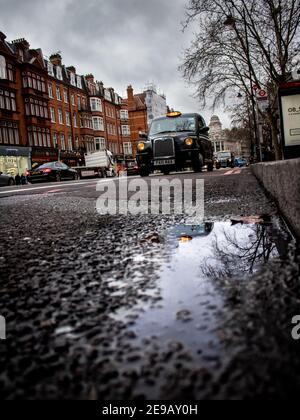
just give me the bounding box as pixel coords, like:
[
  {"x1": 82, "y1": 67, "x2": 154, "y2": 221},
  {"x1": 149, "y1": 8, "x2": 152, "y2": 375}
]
[{"x1": 112, "y1": 219, "x2": 291, "y2": 360}]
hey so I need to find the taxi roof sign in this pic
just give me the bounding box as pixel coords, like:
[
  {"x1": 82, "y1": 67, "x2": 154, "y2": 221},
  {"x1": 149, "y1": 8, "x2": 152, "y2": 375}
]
[{"x1": 166, "y1": 111, "x2": 182, "y2": 118}]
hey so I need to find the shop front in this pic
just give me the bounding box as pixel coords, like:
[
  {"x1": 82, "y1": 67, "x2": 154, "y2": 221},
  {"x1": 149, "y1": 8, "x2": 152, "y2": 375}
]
[
  {"x1": 31, "y1": 147, "x2": 58, "y2": 169},
  {"x1": 0, "y1": 145, "x2": 31, "y2": 177}
]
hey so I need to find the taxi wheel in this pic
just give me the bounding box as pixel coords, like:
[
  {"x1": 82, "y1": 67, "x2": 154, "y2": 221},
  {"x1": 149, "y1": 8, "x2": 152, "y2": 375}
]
[
  {"x1": 207, "y1": 162, "x2": 214, "y2": 172},
  {"x1": 140, "y1": 167, "x2": 150, "y2": 177},
  {"x1": 193, "y1": 153, "x2": 203, "y2": 173}
]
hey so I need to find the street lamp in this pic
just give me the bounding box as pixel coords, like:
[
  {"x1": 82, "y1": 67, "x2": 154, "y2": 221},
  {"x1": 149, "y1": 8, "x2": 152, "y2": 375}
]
[{"x1": 224, "y1": 12, "x2": 262, "y2": 162}]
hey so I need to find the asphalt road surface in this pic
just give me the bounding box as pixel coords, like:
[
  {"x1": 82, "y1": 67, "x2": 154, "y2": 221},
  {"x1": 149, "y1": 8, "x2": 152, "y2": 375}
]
[{"x1": 0, "y1": 168, "x2": 300, "y2": 400}]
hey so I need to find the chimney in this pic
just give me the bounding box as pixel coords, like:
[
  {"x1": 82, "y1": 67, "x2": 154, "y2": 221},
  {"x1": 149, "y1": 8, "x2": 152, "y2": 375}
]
[
  {"x1": 50, "y1": 53, "x2": 62, "y2": 67},
  {"x1": 12, "y1": 38, "x2": 30, "y2": 50},
  {"x1": 127, "y1": 85, "x2": 134, "y2": 103},
  {"x1": 67, "y1": 66, "x2": 76, "y2": 74},
  {"x1": 85, "y1": 74, "x2": 94, "y2": 83}
]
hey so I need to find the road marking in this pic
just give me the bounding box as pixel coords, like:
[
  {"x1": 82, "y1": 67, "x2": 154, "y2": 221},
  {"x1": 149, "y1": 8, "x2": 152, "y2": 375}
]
[
  {"x1": 224, "y1": 168, "x2": 242, "y2": 176},
  {"x1": 0, "y1": 179, "x2": 109, "y2": 195}
]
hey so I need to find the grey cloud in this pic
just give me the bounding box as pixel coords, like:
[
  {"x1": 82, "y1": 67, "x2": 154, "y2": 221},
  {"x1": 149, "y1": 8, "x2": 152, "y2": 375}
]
[{"x1": 0, "y1": 0, "x2": 230, "y2": 127}]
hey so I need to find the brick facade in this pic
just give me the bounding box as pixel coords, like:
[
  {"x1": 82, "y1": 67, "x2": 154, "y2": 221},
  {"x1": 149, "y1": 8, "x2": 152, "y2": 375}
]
[{"x1": 1, "y1": 31, "x2": 169, "y2": 174}]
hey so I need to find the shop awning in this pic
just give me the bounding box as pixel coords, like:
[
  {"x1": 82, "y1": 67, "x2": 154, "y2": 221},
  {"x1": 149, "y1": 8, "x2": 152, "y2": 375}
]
[{"x1": 0, "y1": 146, "x2": 31, "y2": 157}]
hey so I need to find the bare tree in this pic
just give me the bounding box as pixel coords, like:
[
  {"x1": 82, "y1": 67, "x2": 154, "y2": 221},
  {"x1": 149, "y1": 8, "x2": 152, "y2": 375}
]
[{"x1": 181, "y1": 0, "x2": 300, "y2": 160}]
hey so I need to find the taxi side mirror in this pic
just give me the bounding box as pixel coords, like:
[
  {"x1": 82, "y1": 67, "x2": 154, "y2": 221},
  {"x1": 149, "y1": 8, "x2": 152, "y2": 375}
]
[{"x1": 200, "y1": 126, "x2": 210, "y2": 134}]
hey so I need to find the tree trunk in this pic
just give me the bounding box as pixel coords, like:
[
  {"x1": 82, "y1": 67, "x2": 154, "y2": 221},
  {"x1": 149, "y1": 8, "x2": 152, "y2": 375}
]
[{"x1": 270, "y1": 118, "x2": 283, "y2": 161}]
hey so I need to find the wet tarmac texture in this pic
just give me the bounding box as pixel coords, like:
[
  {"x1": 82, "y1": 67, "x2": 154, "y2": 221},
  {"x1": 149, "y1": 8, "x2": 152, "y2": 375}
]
[{"x1": 0, "y1": 169, "x2": 300, "y2": 399}]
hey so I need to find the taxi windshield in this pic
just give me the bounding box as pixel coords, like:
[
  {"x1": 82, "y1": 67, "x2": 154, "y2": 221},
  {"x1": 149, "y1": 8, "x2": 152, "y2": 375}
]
[{"x1": 149, "y1": 116, "x2": 196, "y2": 136}]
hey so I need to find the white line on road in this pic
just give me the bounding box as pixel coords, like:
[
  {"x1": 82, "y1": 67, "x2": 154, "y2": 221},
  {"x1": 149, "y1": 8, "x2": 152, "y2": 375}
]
[{"x1": 0, "y1": 178, "x2": 117, "y2": 195}]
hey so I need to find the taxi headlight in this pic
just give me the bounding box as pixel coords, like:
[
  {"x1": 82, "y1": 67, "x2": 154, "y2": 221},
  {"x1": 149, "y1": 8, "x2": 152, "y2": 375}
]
[
  {"x1": 185, "y1": 138, "x2": 194, "y2": 147},
  {"x1": 137, "y1": 142, "x2": 145, "y2": 151}
]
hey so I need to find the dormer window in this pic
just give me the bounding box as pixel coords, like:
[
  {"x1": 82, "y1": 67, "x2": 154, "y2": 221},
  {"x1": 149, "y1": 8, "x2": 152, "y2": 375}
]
[
  {"x1": 56, "y1": 66, "x2": 63, "y2": 81},
  {"x1": 0, "y1": 55, "x2": 7, "y2": 79},
  {"x1": 76, "y1": 75, "x2": 82, "y2": 89},
  {"x1": 104, "y1": 89, "x2": 111, "y2": 101},
  {"x1": 70, "y1": 72, "x2": 76, "y2": 86},
  {"x1": 47, "y1": 62, "x2": 54, "y2": 77}
]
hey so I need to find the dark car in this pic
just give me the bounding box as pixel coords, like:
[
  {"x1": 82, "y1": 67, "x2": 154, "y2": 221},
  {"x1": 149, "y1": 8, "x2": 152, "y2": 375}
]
[
  {"x1": 125, "y1": 159, "x2": 140, "y2": 176},
  {"x1": 215, "y1": 151, "x2": 235, "y2": 169},
  {"x1": 234, "y1": 157, "x2": 248, "y2": 168},
  {"x1": 27, "y1": 162, "x2": 79, "y2": 184},
  {"x1": 136, "y1": 112, "x2": 214, "y2": 176},
  {"x1": 0, "y1": 172, "x2": 15, "y2": 187}
]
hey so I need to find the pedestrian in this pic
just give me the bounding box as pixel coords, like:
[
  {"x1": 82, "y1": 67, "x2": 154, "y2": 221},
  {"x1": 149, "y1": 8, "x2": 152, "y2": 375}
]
[
  {"x1": 21, "y1": 174, "x2": 27, "y2": 185},
  {"x1": 15, "y1": 174, "x2": 21, "y2": 186}
]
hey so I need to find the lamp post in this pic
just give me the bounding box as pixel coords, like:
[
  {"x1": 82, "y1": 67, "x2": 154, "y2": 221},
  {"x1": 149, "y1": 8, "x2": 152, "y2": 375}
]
[{"x1": 224, "y1": 11, "x2": 262, "y2": 162}]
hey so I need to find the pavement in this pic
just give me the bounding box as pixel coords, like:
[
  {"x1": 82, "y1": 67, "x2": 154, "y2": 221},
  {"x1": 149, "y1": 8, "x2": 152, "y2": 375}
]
[{"x1": 0, "y1": 168, "x2": 300, "y2": 400}]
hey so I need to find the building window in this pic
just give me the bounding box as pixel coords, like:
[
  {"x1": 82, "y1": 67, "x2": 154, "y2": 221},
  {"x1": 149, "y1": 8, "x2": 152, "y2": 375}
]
[
  {"x1": 121, "y1": 125, "x2": 131, "y2": 136},
  {"x1": 95, "y1": 137, "x2": 106, "y2": 151},
  {"x1": 56, "y1": 66, "x2": 63, "y2": 81},
  {"x1": 53, "y1": 133, "x2": 58, "y2": 148},
  {"x1": 0, "y1": 89, "x2": 16, "y2": 112},
  {"x1": 70, "y1": 72, "x2": 76, "y2": 86},
  {"x1": 47, "y1": 62, "x2": 54, "y2": 76},
  {"x1": 58, "y1": 109, "x2": 64, "y2": 125},
  {"x1": 7, "y1": 64, "x2": 14, "y2": 81},
  {"x1": 76, "y1": 75, "x2": 82, "y2": 89},
  {"x1": 66, "y1": 112, "x2": 71, "y2": 126},
  {"x1": 56, "y1": 87, "x2": 62, "y2": 101},
  {"x1": 71, "y1": 94, "x2": 75, "y2": 106},
  {"x1": 90, "y1": 98, "x2": 102, "y2": 112},
  {"x1": 120, "y1": 110, "x2": 129, "y2": 120},
  {"x1": 93, "y1": 116, "x2": 104, "y2": 131},
  {"x1": 123, "y1": 142, "x2": 132, "y2": 156},
  {"x1": 64, "y1": 90, "x2": 68, "y2": 103},
  {"x1": 77, "y1": 95, "x2": 81, "y2": 109},
  {"x1": 48, "y1": 83, "x2": 53, "y2": 98},
  {"x1": 0, "y1": 55, "x2": 7, "y2": 79},
  {"x1": 50, "y1": 107, "x2": 56, "y2": 123},
  {"x1": 104, "y1": 89, "x2": 111, "y2": 101},
  {"x1": 60, "y1": 134, "x2": 66, "y2": 150},
  {"x1": 75, "y1": 137, "x2": 79, "y2": 150},
  {"x1": 0, "y1": 121, "x2": 19, "y2": 145},
  {"x1": 68, "y1": 135, "x2": 73, "y2": 151},
  {"x1": 73, "y1": 113, "x2": 77, "y2": 127},
  {"x1": 25, "y1": 98, "x2": 48, "y2": 118}
]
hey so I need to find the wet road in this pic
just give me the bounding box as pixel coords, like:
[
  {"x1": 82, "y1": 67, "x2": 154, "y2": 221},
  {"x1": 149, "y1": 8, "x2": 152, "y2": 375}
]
[{"x1": 0, "y1": 168, "x2": 300, "y2": 399}]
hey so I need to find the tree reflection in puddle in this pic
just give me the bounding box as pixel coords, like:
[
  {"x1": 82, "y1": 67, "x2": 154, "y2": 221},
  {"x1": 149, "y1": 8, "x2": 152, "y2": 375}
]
[{"x1": 202, "y1": 218, "x2": 291, "y2": 281}]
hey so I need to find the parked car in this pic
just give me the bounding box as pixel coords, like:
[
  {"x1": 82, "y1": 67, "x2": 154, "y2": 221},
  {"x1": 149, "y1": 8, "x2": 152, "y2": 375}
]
[
  {"x1": 0, "y1": 171, "x2": 15, "y2": 187},
  {"x1": 234, "y1": 157, "x2": 248, "y2": 168},
  {"x1": 26, "y1": 162, "x2": 79, "y2": 184},
  {"x1": 215, "y1": 151, "x2": 235, "y2": 169},
  {"x1": 125, "y1": 159, "x2": 140, "y2": 176}
]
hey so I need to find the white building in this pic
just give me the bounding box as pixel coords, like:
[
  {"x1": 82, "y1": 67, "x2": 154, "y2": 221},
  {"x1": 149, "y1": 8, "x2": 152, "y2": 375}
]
[{"x1": 144, "y1": 84, "x2": 167, "y2": 126}]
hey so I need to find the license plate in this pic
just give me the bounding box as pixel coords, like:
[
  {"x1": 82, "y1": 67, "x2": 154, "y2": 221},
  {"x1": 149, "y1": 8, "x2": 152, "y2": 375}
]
[{"x1": 154, "y1": 159, "x2": 175, "y2": 166}]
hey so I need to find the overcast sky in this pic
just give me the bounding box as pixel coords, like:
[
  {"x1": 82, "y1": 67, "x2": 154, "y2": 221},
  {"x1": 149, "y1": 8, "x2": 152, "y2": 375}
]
[{"x1": 0, "y1": 0, "x2": 231, "y2": 127}]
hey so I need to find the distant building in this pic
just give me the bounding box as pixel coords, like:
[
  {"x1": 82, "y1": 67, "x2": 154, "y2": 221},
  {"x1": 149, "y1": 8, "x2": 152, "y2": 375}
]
[
  {"x1": 209, "y1": 115, "x2": 243, "y2": 156},
  {"x1": 144, "y1": 83, "x2": 167, "y2": 125},
  {"x1": 124, "y1": 84, "x2": 168, "y2": 155}
]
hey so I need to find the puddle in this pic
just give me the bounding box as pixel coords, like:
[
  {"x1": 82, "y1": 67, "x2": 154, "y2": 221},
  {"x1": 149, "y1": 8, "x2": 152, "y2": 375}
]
[{"x1": 112, "y1": 218, "x2": 292, "y2": 360}]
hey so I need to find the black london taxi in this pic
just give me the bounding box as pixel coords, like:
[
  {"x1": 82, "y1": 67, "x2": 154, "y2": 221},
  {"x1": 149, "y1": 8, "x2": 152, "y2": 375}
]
[{"x1": 136, "y1": 112, "x2": 214, "y2": 176}]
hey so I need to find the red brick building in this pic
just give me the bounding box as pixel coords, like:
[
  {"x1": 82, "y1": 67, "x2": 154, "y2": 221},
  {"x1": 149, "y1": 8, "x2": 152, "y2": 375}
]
[
  {"x1": 1, "y1": 31, "x2": 164, "y2": 174},
  {"x1": 0, "y1": 33, "x2": 51, "y2": 176},
  {"x1": 124, "y1": 85, "x2": 148, "y2": 156}
]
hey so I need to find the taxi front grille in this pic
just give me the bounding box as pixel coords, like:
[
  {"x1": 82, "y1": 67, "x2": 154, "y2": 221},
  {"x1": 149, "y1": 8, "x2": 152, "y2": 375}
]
[{"x1": 154, "y1": 138, "x2": 175, "y2": 158}]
